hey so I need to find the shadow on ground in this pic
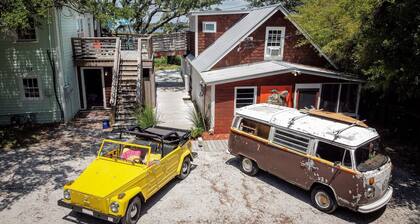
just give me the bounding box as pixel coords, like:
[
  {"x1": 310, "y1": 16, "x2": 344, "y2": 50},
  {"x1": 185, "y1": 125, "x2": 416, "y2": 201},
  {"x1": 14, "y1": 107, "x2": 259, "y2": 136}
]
[
  {"x1": 0, "y1": 115, "x2": 112, "y2": 212},
  {"x1": 226, "y1": 157, "x2": 420, "y2": 223}
]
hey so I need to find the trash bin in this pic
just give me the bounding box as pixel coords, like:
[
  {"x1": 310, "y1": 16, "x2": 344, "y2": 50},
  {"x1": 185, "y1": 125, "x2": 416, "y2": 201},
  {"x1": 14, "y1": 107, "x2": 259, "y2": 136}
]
[{"x1": 102, "y1": 117, "x2": 110, "y2": 129}]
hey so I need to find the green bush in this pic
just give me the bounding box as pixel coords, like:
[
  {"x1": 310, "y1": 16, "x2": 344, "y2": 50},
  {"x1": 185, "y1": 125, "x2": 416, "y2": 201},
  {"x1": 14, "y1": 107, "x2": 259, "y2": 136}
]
[
  {"x1": 191, "y1": 127, "x2": 204, "y2": 139},
  {"x1": 188, "y1": 104, "x2": 207, "y2": 139},
  {"x1": 134, "y1": 106, "x2": 159, "y2": 129}
]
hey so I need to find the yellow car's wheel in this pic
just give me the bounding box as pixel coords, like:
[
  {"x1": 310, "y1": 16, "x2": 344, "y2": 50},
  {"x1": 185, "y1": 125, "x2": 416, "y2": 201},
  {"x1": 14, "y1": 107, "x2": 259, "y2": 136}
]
[
  {"x1": 177, "y1": 157, "x2": 191, "y2": 180},
  {"x1": 121, "y1": 197, "x2": 141, "y2": 224}
]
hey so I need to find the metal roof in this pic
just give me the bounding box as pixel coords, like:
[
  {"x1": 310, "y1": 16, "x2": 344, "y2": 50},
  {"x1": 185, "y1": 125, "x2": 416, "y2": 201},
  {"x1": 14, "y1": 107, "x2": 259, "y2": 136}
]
[
  {"x1": 236, "y1": 104, "x2": 378, "y2": 147},
  {"x1": 188, "y1": 9, "x2": 250, "y2": 16},
  {"x1": 200, "y1": 61, "x2": 363, "y2": 85},
  {"x1": 191, "y1": 5, "x2": 280, "y2": 72}
]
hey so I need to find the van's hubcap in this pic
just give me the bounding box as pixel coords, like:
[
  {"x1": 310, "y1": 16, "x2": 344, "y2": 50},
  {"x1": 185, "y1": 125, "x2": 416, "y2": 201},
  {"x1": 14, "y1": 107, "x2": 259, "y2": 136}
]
[
  {"x1": 315, "y1": 192, "x2": 330, "y2": 209},
  {"x1": 242, "y1": 158, "x2": 253, "y2": 172}
]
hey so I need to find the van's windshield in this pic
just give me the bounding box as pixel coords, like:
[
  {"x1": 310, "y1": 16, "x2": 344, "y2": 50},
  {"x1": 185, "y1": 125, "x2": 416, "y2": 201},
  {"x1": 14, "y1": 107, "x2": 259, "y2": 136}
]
[{"x1": 355, "y1": 139, "x2": 388, "y2": 172}]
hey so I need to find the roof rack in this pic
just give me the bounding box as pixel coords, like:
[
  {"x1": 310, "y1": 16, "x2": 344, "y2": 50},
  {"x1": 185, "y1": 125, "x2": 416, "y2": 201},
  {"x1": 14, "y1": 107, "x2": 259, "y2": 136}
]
[
  {"x1": 287, "y1": 112, "x2": 310, "y2": 127},
  {"x1": 333, "y1": 119, "x2": 367, "y2": 140}
]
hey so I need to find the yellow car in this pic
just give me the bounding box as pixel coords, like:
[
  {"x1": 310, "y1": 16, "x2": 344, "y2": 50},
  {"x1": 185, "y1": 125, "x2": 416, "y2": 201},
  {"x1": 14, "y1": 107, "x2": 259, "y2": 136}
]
[{"x1": 58, "y1": 127, "x2": 194, "y2": 224}]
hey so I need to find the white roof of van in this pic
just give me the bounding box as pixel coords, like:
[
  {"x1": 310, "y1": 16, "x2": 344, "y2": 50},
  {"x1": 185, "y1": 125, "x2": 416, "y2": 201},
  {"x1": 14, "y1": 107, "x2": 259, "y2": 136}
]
[{"x1": 235, "y1": 104, "x2": 378, "y2": 147}]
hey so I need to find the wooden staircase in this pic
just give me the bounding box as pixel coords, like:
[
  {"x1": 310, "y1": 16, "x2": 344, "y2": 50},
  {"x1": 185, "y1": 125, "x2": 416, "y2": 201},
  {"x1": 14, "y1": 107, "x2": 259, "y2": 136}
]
[
  {"x1": 108, "y1": 37, "x2": 154, "y2": 129},
  {"x1": 113, "y1": 59, "x2": 139, "y2": 127}
]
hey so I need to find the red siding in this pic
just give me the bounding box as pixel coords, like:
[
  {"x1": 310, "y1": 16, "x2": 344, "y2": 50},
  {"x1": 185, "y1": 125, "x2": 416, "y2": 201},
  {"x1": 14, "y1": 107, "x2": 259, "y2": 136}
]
[
  {"x1": 214, "y1": 73, "x2": 341, "y2": 134},
  {"x1": 197, "y1": 14, "x2": 246, "y2": 55},
  {"x1": 213, "y1": 11, "x2": 331, "y2": 69}
]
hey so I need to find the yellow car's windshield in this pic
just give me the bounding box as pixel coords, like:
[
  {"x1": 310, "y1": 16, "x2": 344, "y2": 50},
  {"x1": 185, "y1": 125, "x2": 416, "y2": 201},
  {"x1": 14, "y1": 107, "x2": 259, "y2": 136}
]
[{"x1": 99, "y1": 140, "x2": 152, "y2": 165}]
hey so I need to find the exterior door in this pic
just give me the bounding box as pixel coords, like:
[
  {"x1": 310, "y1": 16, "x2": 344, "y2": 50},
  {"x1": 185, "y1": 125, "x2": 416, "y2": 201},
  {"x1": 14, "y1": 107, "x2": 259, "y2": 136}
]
[
  {"x1": 81, "y1": 68, "x2": 106, "y2": 109},
  {"x1": 294, "y1": 84, "x2": 321, "y2": 110}
]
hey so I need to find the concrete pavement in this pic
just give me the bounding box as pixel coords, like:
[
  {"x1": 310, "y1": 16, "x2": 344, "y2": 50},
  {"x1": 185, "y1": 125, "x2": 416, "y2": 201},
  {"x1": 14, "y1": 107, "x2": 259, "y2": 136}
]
[{"x1": 155, "y1": 70, "x2": 193, "y2": 130}]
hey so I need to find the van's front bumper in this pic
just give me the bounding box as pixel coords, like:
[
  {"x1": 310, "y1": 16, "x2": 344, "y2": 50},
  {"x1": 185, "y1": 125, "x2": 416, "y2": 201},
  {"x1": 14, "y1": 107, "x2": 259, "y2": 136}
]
[
  {"x1": 357, "y1": 186, "x2": 393, "y2": 213},
  {"x1": 57, "y1": 199, "x2": 120, "y2": 223}
]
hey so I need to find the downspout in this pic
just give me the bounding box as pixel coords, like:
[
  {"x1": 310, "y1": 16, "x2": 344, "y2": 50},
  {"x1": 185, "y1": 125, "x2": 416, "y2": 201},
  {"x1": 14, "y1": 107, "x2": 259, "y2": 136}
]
[{"x1": 47, "y1": 9, "x2": 64, "y2": 122}]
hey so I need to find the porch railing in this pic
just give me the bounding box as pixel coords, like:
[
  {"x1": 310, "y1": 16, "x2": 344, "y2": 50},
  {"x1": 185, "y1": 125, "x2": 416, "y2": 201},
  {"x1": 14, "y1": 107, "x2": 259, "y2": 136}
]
[
  {"x1": 110, "y1": 38, "x2": 121, "y2": 106},
  {"x1": 71, "y1": 37, "x2": 118, "y2": 60}
]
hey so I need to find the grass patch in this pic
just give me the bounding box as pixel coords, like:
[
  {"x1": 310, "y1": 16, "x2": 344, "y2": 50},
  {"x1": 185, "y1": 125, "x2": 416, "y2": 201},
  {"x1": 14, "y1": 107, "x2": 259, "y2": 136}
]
[{"x1": 154, "y1": 56, "x2": 181, "y2": 71}]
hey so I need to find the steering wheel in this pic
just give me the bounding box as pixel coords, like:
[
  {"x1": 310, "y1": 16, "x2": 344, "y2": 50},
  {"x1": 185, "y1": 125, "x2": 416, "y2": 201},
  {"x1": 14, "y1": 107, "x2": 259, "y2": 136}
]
[{"x1": 132, "y1": 158, "x2": 141, "y2": 163}]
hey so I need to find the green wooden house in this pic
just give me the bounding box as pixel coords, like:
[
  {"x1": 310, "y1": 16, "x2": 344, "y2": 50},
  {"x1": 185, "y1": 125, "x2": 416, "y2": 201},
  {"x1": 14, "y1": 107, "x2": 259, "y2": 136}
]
[{"x1": 0, "y1": 7, "x2": 97, "y2": 125}]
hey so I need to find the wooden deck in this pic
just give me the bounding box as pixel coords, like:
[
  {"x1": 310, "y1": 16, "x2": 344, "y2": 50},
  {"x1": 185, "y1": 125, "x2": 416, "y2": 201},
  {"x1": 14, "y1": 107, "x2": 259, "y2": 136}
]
[{"x1": 72, "y1": 37, "x2": 153, "y2": 67}]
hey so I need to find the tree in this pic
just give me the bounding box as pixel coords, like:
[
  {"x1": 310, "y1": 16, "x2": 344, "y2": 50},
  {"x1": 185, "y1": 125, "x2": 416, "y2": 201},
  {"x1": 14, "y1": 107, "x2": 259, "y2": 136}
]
[
  {"x1": 0, "y1": 0, "x2": 221, "y2": 35},
  {"x1": 0, "y1": 0, "x2": 80, "y2": 32},
  {"x1": 92, "y1": 0, "x2": 221, "y2": 34},
  {"x1": 246, "y1": 0, "x2": 302, "y2": 10},
  {"x1": 292, "y1": 0, "x2": 378, "y2": 71}
]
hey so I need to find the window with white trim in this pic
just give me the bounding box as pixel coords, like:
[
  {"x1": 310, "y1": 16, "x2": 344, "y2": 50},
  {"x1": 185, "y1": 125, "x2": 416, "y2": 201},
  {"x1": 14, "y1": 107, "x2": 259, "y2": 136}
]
[
  {"x1": 235, "y1": 87, "x2": 257, "y2": 110},
  {"x1": 264, "y1": 27, "x2": 285, "y2": 60},
  {"x1": 16, "y1": 18, "x2": 37, "y2": 42},
  {"x1": 320, "y1": 83, "x2": 360, "y2": 115},
  {"x1": 22, "y1": 77, "x2": 41, "y2": 99},
  {"x1": 202, "y1": 22, "x2": 216, "y2": 33}
]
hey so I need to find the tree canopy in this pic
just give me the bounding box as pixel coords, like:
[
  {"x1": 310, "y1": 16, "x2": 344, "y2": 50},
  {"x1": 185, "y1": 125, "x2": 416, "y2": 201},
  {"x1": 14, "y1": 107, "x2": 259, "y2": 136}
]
[{"x1": 0, "y1": 0, "x2": 221, "y2": 34}]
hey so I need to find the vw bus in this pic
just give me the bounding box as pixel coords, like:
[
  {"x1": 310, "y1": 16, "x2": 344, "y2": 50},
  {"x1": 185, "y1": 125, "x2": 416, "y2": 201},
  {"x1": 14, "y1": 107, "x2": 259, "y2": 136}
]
[{"x1": 228, "y1": 104, "x2": 392, "y2": 213}]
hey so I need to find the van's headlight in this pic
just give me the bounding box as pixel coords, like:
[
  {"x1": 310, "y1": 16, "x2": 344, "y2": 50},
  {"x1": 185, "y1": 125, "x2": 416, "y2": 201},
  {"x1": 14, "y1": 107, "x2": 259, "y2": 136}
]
[
  {"x1": 63, "y1": 189, "x2": 71, "y2": 200},
  {"x1": 110, "y1": 202, "x2": 119, "y2": 213},
  {"x1": 366, "y1": 186, "x2": 375, "y2": 198}
]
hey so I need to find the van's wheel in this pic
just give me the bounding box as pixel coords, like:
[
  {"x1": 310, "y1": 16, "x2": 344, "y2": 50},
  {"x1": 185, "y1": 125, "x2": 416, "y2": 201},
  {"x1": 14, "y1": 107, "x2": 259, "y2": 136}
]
[
  {"x1": 177, "y1": 157, "x2": 191, "y2": 180},
  {"x1": 121, "y1": 197, "x2": 142, "y2": 224},
  {"x1": 240, "y1": 157, "x2": 259, "y2": 176},
  {"x1": 311, "y1": 186, "x2": 337, "y2": 213}
]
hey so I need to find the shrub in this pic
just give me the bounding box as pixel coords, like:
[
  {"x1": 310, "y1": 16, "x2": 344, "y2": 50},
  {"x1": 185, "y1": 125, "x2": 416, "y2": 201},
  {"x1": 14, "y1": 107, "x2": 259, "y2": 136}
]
[
  {"x1": 188, "y1": 104, "x2": 207, "y2": 139},
  {"x1": 191, "y1": 127, "x2": 204, "y2": 139},
  {"x1": 134, "y1": 106, "x2": 159, "y2": 129}
]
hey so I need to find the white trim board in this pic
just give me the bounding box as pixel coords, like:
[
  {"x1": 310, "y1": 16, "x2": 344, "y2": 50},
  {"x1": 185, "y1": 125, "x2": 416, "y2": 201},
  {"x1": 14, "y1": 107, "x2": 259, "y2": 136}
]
[
  {"x1": 234, "y1": 86, "x2": 258, "y2": 112},
  {"x1": 80, "y1": 67, "x2": 107, "y2": 110}
]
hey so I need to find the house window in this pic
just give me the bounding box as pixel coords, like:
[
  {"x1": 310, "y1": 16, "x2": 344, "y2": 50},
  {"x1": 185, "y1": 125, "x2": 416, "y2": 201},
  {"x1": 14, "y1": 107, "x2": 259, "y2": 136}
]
[
  {"x1": 235, "y1": 87, "x2": 257, "y2": 110},
  {"x1": 338, "y1": 84, "x2": 359, "y2": 114},
  {"x1": 272, "y1": 129, "x2": 310, "y2": 153},
  {"x1": 319, "y1": 83, "x2": 360, "y2": 115},
  {"x1": 239, "y1": 118, "x2": 270, "y2": 139},
  {"x1": 22, "y1": 78, "x2": 41, "y2": 99},
  {"x1": 320, "y1": 84, "x2": 340, "y2": 111},
  {"x1": 16, "y1": 18, "x2": 37, "y2": 42},
  {"x1": 264, "y1": 27, "x2": 285, "y2": 60},
  {"x1": 202, "y1": 22, "x2": 216, "y2": 33}
]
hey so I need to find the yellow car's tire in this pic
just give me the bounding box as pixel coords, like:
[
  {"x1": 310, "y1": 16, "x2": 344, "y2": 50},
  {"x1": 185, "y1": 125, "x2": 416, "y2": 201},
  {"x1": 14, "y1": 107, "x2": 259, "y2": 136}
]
[
  {"x1": 177, "y1": 157, "x2": 191, "y2": 180},
  {"x1": 121, "y1": 197, "x2": 142, "y2": 224}
]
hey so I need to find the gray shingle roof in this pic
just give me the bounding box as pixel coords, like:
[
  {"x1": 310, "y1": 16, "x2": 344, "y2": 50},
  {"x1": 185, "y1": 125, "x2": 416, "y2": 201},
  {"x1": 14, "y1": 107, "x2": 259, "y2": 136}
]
[
  {"x1": 200, "y1": 61, "x2": 363, "y2": 85},
  {"x1": 191, "y1": 5, "x2": 280, "y2": 72}
]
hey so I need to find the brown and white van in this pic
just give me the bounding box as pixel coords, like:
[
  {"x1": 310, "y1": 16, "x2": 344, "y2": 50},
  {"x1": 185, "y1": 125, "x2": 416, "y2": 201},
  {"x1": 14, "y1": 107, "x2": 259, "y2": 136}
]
[{"x1": 228, "y1": 104, "x2": 393, "y2": 213}]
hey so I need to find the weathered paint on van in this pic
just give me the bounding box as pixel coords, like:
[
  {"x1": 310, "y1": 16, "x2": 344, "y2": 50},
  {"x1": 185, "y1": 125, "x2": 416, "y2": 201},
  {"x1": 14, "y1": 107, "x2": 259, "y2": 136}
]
[{"x1": 228, "y1": 105, "x2": 393, "y2": 213}]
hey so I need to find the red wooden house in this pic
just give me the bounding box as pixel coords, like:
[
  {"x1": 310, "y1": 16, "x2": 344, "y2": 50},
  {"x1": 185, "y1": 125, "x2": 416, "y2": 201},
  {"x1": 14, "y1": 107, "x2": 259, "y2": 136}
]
[{"x1": 183, "y1": 4, "x2": 363, "y2": 134}]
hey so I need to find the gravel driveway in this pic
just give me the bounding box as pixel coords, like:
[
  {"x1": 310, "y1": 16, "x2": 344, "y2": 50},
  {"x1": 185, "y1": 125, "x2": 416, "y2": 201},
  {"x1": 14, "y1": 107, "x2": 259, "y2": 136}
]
[{"x1": 0, "y1": 121, "x2": 419, "y2": 224}]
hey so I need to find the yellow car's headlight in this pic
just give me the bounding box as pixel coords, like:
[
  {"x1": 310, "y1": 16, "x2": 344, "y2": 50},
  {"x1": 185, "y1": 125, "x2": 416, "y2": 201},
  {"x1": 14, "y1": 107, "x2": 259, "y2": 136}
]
[
  {"x1": 110, "y1": 201, "x2": 119, "y2": 213},
  {"x1": 63, "y1": 189, "x2": 71, "y2": 200}
]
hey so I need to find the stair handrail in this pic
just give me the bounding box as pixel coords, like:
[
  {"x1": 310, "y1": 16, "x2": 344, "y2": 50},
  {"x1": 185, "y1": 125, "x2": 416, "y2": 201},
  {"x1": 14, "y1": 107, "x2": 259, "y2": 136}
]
[
  {"x1": 136, "y1": 37, "x2": 144, "y2": 105},
  {"x1": 110, "y1": 38, "x2": 121, "y2": 106}
]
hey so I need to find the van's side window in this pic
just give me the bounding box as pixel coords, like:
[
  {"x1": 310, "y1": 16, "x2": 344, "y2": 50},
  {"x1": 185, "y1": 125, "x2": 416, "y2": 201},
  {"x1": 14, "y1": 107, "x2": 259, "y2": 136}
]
[
  {"x1": 316, "y1": 142, "x2": 350, "y2": 167},
  {"x1": 272, "y1": 129, "x2": 310, "y2": 152},
  {"x1": 239, "y1": 119, "x2": 270, "y2": 139}
]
